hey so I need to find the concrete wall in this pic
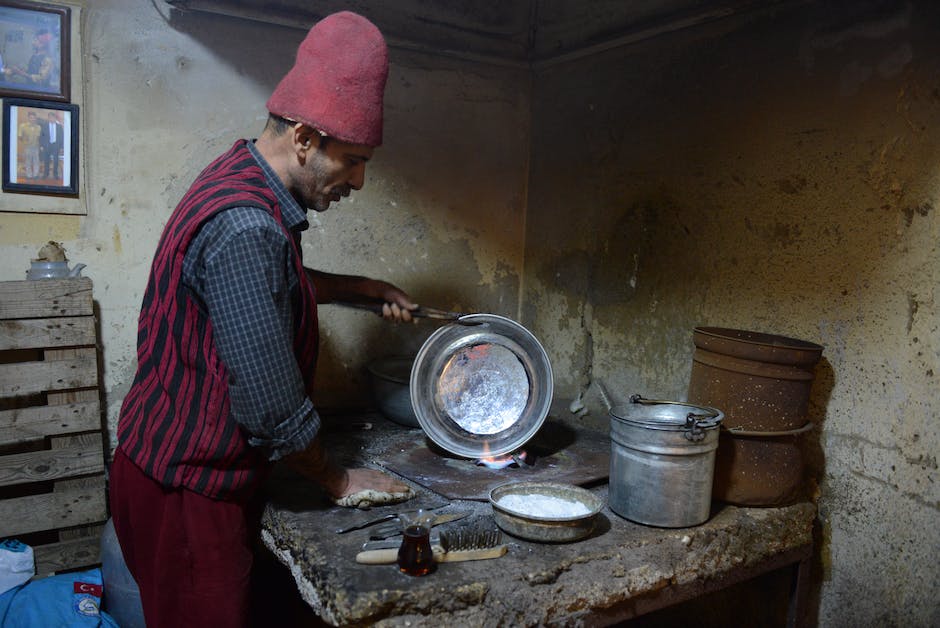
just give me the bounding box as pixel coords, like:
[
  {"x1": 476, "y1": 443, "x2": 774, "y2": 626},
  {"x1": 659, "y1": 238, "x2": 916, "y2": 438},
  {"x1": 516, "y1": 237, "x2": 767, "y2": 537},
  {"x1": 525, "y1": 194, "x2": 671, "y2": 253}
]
[
  {"x1": 0, "y1": 0, "x2": 530, "y2": 439},
  {"x1": 524, "y1": 1, "x2": 938, "y2": 625}
]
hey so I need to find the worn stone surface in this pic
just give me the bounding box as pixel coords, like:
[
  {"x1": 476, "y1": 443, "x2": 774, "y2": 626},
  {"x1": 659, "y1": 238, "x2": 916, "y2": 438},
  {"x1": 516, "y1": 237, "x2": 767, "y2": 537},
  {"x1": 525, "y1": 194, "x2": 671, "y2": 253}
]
[{"x1": 261, "y1": 420, "x2": 815, "y2": 627}]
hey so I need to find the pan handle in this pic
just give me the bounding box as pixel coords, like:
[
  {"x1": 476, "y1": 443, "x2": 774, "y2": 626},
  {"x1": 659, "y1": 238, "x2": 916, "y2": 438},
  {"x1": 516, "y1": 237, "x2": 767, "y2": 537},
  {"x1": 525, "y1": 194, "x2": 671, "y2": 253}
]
[{"x1": 333, "y1": 301, "x2": 467, "y2": 320}]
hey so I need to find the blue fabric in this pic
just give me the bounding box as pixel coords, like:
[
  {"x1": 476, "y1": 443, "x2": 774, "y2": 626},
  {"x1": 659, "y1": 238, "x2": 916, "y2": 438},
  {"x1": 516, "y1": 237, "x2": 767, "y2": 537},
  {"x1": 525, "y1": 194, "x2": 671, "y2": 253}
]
[{"x1": 0, "y1": 568, "x2": 119, "y2": 627}]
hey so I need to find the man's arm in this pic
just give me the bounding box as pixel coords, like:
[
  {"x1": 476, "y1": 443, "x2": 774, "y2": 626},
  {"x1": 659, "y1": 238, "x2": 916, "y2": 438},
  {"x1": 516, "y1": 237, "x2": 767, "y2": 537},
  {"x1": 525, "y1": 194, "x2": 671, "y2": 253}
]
[
  {"x1": 306, "y1": 268, "x2": 417, "y2": 321},
  {"x1": 284, "y1": 437, "x2": 409, "y2": 499}
]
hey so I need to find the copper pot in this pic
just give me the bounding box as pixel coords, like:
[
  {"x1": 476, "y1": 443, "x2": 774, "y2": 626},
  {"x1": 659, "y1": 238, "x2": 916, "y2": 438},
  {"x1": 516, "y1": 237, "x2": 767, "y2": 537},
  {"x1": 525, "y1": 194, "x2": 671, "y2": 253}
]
[
  {"x1": 712, "y1": 423, "x2": 813, "y2": 506},
  {"x1": 688, "y1": 327, "x2": 823, "y2": 432},
  {"x1": 687, "y1": 326, "x2": 823, "y2": 506}
]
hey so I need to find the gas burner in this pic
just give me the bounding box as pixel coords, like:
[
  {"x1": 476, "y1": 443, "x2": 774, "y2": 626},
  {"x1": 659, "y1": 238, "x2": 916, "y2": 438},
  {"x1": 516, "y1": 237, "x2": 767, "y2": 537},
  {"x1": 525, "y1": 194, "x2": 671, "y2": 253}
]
[{"x1": 474, "y1": 450, "x2": 531, "y2": 470}]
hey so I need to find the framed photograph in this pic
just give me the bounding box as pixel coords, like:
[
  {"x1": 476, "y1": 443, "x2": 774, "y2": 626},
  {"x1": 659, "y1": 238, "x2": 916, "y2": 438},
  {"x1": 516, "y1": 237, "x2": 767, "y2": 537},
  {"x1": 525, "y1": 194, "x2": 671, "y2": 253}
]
[
  {"x1": 0, "y1": 1, "x2": 70, "y2": 102},
  {"x1": 3, "y1": 98, "x2": 78, "y2": 195}
]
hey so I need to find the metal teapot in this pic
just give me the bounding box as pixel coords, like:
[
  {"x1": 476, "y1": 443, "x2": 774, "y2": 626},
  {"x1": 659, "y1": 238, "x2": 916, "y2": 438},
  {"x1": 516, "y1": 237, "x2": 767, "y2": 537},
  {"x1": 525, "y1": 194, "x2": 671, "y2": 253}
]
[{"x1": 26, "y1": 260, "x2": 86, "y2": 280}]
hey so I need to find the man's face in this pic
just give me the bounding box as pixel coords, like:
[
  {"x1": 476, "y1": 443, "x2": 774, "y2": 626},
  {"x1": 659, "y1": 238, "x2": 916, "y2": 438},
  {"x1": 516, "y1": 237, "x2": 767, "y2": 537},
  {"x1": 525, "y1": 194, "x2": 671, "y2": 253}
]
[{"x1": 294, "y1": 137, "x2": 373, "y2": 212}]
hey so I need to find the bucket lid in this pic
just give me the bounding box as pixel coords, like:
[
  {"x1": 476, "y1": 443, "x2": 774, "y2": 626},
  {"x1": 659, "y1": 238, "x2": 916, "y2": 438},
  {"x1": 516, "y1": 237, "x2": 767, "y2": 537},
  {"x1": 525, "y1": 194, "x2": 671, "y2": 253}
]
[{"x1": 610, "y1": 395, "x2": 723, "y2": 433}]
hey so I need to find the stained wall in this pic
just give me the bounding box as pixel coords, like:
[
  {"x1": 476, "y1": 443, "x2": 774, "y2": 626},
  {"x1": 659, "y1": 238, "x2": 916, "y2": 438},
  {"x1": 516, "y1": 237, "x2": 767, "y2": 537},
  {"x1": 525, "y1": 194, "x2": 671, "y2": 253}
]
[{"x1": 523, "y1": 2, "x2": 939, "y2": 624}]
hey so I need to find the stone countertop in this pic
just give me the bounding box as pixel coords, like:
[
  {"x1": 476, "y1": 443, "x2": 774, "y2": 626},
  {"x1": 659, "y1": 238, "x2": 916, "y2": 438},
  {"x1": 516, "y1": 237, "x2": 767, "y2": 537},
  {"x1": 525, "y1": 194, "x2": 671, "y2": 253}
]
[{"x1": 260, "y1": 416, "x2": 816, "y2": 627}]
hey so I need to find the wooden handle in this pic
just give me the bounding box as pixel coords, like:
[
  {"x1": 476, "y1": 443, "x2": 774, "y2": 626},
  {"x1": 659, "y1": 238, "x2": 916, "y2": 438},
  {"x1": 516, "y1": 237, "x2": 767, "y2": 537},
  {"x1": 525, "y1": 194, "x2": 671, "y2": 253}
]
[
  {"x1": 334, "y1": 301, "x2": 466, "y2": 320},
  {"x1": 355, "y1": 548, "x2": 400, "y2": 564},
  {"x1": 356, "y1": 545, "x2": 507, "y2": 565}
]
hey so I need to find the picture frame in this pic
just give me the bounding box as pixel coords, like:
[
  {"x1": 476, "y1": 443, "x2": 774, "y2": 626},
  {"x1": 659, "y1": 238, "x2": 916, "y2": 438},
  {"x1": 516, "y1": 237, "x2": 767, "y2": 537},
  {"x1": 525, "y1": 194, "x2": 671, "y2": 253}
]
[
  {"x1": 0, "y1": 1, "x2": 70, "y2": 102},
  {"x1": 2, "y1": 98, "x2": 78, "y2": 195}
]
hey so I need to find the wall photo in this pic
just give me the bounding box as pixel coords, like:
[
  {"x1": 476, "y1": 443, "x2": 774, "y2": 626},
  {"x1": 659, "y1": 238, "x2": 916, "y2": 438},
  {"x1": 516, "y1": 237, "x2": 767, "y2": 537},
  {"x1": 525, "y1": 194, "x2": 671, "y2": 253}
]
[
  {"x1": 2, "y1": 98, "x2": 77, "y2": 194},
  {"x1": 0, "y1": 1, "x2": 70, "y2": 102}
]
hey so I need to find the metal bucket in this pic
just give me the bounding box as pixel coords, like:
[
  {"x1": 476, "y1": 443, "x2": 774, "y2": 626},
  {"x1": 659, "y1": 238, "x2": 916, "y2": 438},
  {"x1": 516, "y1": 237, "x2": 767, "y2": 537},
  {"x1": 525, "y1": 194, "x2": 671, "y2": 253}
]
[{"x1": 609, "y1": 396, "x2": 723, "y2": 528}]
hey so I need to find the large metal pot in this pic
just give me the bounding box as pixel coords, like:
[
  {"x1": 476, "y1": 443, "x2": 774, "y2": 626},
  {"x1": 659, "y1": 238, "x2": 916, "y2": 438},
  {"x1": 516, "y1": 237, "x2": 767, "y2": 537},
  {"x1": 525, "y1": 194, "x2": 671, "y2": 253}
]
[
  {"x1": 367, "y1": 356, "x2": 420, "y2": 428},
  {"x1": 410, "y1": 313, "x2": 553, "y2": 458},
  {"x1": 609, "y1": 396, "x2": 723, "y2": 528}
]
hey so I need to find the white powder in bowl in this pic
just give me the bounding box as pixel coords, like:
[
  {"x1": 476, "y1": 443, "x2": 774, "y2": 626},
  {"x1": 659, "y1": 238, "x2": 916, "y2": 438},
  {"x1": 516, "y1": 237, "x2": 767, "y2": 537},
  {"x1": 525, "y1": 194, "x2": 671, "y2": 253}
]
[{"x1": 497, "y1": 493, "x2": 592, "y2": 518}]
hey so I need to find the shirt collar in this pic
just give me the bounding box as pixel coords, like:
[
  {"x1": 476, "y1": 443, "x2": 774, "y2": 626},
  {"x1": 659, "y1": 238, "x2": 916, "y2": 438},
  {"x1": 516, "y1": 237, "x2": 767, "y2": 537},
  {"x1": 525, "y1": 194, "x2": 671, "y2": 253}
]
[{"x1": 246, "y1": 139, "x2": 309, "y2": 233}]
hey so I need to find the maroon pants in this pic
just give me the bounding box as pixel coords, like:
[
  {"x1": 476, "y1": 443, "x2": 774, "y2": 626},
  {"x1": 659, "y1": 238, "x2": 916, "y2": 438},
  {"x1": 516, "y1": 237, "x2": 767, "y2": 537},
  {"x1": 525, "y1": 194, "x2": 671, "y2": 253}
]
[{"x1": 109, "y1": 448, "x2": 258, "y2": 628}]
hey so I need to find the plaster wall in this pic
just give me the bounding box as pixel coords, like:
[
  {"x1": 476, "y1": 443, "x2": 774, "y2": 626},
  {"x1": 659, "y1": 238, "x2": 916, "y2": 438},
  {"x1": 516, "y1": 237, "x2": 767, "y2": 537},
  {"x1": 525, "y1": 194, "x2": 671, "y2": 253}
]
[
  {"x1": 0, "y1": 1, "x2": 530, "y2": 442},
  {"x1": 524, "y1": 2, "x2": 938, "y2": 625}
]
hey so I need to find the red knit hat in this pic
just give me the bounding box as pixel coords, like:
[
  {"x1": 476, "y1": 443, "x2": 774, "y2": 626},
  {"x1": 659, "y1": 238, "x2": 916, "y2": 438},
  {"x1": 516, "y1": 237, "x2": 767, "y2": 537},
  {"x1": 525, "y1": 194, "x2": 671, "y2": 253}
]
[{"x1": 267, "y1": 12, "x2": 388, "y2": 147}]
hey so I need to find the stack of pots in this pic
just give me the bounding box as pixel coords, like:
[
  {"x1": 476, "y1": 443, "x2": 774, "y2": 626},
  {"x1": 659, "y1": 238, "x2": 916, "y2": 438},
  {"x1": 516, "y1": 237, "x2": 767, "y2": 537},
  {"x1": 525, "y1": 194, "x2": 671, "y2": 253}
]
[{"x1": 686, "y1": 327, "x2": 823, "y2": 506}]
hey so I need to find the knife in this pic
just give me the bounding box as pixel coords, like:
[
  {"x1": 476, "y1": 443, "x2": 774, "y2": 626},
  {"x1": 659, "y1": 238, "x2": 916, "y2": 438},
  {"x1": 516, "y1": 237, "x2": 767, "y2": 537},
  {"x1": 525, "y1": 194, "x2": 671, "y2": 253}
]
[
  {"x1": 333, "y1": 503, "x2": 448, "y2": 534},
  {"x1": 367, "y1": 511, "x2": 471, "y2": 540}
]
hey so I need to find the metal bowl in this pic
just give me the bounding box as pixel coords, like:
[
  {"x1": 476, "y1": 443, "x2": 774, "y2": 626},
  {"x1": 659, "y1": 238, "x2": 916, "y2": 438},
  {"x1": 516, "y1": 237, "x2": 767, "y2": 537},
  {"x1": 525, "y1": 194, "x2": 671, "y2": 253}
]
[
  {"x1": 410, "y1": 314, "x2": 553, "y2": 458},
  {"x1": 367, "y1": 356, "x2": 420, "y2": 427},
  {"x1": 489, "y1": 481, "x2": 604, "y2": 543}
]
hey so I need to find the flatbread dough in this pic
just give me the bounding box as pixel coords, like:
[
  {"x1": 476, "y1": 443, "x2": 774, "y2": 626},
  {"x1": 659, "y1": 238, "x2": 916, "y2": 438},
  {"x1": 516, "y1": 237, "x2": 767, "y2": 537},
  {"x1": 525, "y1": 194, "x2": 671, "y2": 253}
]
[{"x1": 333, "y1": 487, "x2": 414, "y2": 509}]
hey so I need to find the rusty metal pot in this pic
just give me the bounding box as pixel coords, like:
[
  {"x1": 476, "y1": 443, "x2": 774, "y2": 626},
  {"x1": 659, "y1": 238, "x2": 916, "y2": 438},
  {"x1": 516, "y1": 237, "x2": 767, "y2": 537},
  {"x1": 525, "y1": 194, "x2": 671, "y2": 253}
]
[
  {"x1": 712, "y1": 423, "x2": 814, "y2": 506},
  {"x1": 687, "y1": 327, "x2": 823, "y2": 432},
  {"x1": 687, "y1": 327, "x2": 822, "y2": 506}
]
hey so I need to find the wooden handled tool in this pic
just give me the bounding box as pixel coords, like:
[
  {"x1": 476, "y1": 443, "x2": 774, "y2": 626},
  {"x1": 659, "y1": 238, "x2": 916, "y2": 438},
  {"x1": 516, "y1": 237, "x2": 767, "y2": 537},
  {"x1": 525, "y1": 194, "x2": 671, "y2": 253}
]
[
  {"x1": 355, "y1": 544, "x2": 507, "y2": 564},
  {"x1": 334, "y1": 301, "x2": 469, "y2": 320},
  {"x1": 356, "y1": 529, "x2": 507, "y2": 564}
]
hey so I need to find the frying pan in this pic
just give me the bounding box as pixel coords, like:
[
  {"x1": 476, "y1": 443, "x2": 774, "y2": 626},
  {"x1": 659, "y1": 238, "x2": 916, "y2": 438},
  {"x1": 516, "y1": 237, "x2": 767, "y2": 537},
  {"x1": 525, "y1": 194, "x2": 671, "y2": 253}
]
[{"x1": 409, "y1": 313, "x2": 553, "y2": 458}]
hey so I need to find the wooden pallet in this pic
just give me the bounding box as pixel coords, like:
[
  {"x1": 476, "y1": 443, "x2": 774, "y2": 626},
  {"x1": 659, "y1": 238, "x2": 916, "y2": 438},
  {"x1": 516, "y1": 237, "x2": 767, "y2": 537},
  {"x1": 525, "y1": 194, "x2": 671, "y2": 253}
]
[{"x1": 0, "y1": 278, "x2": 107, "y2": 576}]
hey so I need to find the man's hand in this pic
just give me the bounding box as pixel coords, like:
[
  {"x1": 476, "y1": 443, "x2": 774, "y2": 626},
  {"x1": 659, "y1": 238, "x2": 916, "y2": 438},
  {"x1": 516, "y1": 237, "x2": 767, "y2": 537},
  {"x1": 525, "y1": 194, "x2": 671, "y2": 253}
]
[
  {"x1": 364, "y1": 279, "x2": 417, "y2": 323},
  {"x1": 332, "y1": 467, "x2": 414, "y2": 508},
  {"x1": 380, "y1": 300, "x2": 416, "y2": 323},
  {"x1": 285, "y1": 440, "x2": 411, "y2": 504},
  {"x1": 340, "y1": 467, "x2": 410, "y2": 497}
]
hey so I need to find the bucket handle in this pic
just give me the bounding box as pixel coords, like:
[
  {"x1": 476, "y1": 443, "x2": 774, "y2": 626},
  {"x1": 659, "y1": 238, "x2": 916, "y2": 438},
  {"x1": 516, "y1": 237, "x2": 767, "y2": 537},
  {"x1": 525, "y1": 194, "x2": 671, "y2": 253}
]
[
  {"x1": 722, "y1": 422, "x2": 815, "y2": 438},
  {"x1": 629, "y1": 394, "x2": 723, "y2": 441}
]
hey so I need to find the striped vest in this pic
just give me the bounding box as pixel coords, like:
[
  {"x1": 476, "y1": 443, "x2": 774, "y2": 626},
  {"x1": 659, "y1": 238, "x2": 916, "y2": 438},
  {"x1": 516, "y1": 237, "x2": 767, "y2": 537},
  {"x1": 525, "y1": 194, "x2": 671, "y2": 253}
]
[{"x1": 117, "y1": 140, "x2": 319, "y2": 500}]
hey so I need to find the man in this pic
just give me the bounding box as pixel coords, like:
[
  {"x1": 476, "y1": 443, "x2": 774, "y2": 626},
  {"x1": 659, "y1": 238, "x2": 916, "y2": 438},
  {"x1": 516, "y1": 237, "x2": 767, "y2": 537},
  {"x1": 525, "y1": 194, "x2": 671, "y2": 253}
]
[
  {"x1": 17, "y1": 111, "x2": 41, "y2": 180},
  {"x1": 39, "y1": 112, "x2": 63, "y2": 180},
  {"x1": 110, "y1": 12, "x2": 414, "y2": 627},
  {"x1": 1, "y1": 29, "x2": 53, "y2": 89}
]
